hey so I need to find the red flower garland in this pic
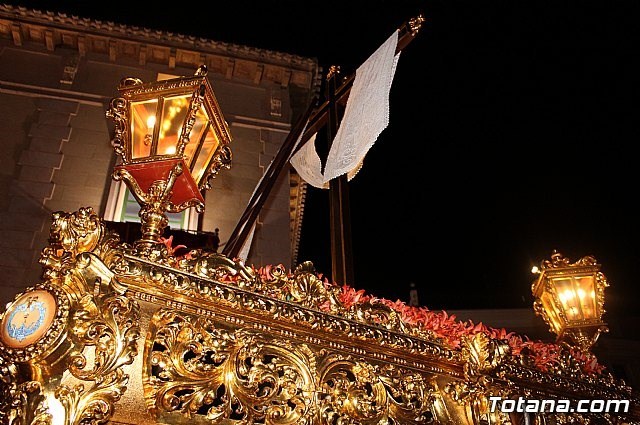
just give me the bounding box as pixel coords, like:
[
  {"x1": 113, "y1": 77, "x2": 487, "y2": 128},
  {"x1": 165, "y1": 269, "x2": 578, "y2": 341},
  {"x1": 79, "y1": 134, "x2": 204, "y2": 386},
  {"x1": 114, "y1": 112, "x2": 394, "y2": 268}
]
[{"x1": 157, "y1": 242, "x2": 606, "y2": 377}]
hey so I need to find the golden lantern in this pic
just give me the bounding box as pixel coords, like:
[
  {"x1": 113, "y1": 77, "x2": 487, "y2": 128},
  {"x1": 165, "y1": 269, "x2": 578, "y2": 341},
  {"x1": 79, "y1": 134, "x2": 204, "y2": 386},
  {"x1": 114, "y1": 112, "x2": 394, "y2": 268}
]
[
  {"x1": 531, "y1": 250, "x2": 609, "y2": 351},
  {"x1": 106, "y1": 65, "x2": 232, "y2": 247}
]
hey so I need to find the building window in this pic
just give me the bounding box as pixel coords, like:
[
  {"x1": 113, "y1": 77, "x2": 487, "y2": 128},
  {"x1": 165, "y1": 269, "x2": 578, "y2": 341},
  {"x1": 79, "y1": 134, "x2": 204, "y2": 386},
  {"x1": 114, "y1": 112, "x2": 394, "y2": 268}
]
[
  {"x1": 103, "y1": 180, "x2": 198, "y2": 231},
  {"x1": 270, "y1": 96, "x2": 282, "y2": 117}
]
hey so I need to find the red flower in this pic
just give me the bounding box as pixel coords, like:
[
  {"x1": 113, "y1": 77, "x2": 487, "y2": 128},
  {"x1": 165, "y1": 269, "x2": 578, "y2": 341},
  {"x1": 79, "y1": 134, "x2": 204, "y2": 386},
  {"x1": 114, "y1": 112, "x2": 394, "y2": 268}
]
[
  {"x1": 184, "y1": 261, "x2": 605, "y2": 376},
  {"x1": 338, "y1": 284, "x2": 371, "y2": 309},
  {"x1": 160, "y1": 235, "x2": 187, "y2": 256}
]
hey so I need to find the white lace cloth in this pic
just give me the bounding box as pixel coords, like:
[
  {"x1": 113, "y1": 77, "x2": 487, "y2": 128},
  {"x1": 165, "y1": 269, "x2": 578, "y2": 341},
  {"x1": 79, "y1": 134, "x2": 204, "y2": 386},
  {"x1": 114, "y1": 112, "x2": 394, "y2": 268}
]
[
  {"x1": 289, "y1": 132, "x2": 328, "y2": 189},
  {"x1": 291, "y1": 31, "x2": 400, "y2": 187},
  {"x1": 323, "y1": 30, "x2": 400, "y2": 183}
]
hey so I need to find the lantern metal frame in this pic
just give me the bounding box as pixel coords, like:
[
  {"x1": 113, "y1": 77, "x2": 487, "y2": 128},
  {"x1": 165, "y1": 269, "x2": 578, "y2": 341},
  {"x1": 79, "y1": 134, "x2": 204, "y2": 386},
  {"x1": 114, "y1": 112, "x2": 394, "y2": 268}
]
[
  {"x1": 106, "y1": 66, "x2": 232, "y2": 248},
  {"x1": 531, "y1": 251, "x2": 609, "y2": 351}
]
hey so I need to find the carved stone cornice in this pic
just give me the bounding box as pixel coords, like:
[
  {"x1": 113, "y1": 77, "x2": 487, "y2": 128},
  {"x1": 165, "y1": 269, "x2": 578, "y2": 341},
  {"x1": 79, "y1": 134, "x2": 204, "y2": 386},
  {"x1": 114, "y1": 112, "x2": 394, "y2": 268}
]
[{"x1": 0, "y1": 4, "x2": 319, "y2": 89}]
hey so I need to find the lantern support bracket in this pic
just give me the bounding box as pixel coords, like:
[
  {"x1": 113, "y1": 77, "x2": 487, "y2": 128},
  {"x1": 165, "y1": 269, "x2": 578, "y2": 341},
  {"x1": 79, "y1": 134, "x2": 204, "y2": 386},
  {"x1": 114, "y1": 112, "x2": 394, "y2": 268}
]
[{"x1": 113, "y1": 161, "x2": 203, "y2": 249}]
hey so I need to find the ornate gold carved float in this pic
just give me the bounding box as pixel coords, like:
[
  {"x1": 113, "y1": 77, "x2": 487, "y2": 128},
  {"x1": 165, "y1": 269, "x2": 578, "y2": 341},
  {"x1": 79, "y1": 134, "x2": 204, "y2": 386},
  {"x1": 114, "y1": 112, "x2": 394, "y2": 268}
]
[
  {"x1": 1, "y1": 69, "x2": 638, "y2": 425},
  {"x1": 1, "y1": 208, "x2": 638, "y2": 424}
]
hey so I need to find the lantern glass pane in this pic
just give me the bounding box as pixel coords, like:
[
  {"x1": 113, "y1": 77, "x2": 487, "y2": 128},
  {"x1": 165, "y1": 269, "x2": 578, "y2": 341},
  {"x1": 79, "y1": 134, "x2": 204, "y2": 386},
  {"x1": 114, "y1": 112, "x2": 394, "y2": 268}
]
[
  {"x1": 574, "y1": 275, "x2": 597, "y2": 320},
  {"x1": 541, "y1": 291, "x2": 562, "y2": 333},
  {"x1": 157, "y1": 95, "x2": 190, "y2": 156},
  {"x1": 130, "y1": 99, "x2": 158, "y2": 159},
  {"x1": 183, "y1": 106, "x2": 210, "y2": 167},
  {"x1": 552, "y1": 276, "x2": 582, "y2": 321},
  {"x1": 553, "y1": 276, "x2": 598, "y2": 321},
  {"x1": 191, "y1": 125, "x2": 220, "y2": 184}
]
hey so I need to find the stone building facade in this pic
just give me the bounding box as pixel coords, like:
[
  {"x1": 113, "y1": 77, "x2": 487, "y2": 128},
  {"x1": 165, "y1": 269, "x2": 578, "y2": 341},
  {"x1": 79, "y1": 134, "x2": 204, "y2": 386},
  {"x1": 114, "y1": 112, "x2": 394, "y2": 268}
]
[{"x1": 0, "y1": 4, "x2": 320, "y2": 306}]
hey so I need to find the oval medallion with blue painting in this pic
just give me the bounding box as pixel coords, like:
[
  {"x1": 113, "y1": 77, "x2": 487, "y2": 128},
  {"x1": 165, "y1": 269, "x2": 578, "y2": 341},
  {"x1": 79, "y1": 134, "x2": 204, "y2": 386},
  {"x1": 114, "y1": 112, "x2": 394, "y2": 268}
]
[{"x1": 1, "y1": 290, "x2": 57, "y2": 349}]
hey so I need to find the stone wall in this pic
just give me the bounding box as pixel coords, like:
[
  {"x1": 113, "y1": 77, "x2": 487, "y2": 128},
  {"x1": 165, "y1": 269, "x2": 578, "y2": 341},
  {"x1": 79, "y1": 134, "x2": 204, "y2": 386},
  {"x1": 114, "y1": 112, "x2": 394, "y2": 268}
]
[{"x1": 0, "y1": 16, "x2": 317, "y2": 306}]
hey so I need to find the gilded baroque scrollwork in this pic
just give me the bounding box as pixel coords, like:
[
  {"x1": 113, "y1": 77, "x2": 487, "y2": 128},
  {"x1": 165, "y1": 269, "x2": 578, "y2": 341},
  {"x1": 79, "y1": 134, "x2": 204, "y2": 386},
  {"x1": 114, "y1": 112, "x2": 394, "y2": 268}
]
[
  {"x1": 497, "y1": 353, "x2": 638, "y2": 408},
  {"x1": 145, "y1": 310, "x2": 441, "y2": 425},
  {"x1": 200, "y1": 145, "x2": 232, "y2": 191},
  {"x1": 0, "y1": 356, "x2": 19, "y2": 424},
  {"x1": 107, "y1": 241, "x2": 640, "y2": 424},
  {"x1": 0, "y1": 206, "x2": 144, "y2": 425},
  {"x1": 117, "y1": 255, "x2": 457, "y2": 363},
  {"x1": 187, "y1": 251, "x2": 256, "y2": 284},
  {"x1": 318, "y1": 356, "x2": 436, "y2": 425},
  {"x1": 462, "y1": 332, "x2": 510, "y2": 379},
  {"x1": 0, "y1": 379, "x2": 52, "y2": 425},
  {"x1": 55, "y1": 292, "x2": 140, "y2": 425},
  {"x1": 144, "y1": 310, "x2": 315, "y2": 424},
  {"x1": 286, "y1": 263, "x2": 333, "y2": 310},
  {"x1": 1, "y1": 356, "x2": 54, "y2": 425},
  {"x1": 379, "y1": 365, "x2": 436, "y2": 423},
  {"x1": 318, "y1": 358, "x2": 387, "y2": 425},
  {"x1": 105, "y1": 97, "x2": 128, "y2": 160},
  {"x1": 39, "y1": 207, "x2": 105, "y2": 279},
  {"x1": 445, "y1": 333, "x2": 513, "y2": 425}
]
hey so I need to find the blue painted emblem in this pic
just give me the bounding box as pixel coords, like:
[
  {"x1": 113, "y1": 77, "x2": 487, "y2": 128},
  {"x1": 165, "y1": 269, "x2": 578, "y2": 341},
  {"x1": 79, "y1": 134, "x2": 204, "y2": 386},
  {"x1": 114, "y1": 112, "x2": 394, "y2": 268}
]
[{"x1": 6, "y1": 299, "x2": 47, "y2": 342}]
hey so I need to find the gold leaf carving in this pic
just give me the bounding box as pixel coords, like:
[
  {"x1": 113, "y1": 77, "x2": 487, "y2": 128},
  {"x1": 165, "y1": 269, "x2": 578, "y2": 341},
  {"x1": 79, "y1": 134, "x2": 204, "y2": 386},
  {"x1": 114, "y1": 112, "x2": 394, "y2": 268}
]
[
  {"x1": 0, "y1": 357, "x2": 14, "y2": 423},
  {"x1": 463, "y1": 333, "x2": 491, "y2": 376},
  {"x1": 189, "y1": 251, "x2": 256, "y2": 283},
  {"x1": 317, "y1": 357, "x2": 436, "y2": 425},
  {"x1": 462, "y1": 333, "x2": 509, "y2": 378},
  {"x1": 200, "y1": 145, "x2": 232, "y2": 191},
  {"x1": 320, "y1": 361, "x2": 386, "y2": 424},
  {"x1": 0, "y1": 379, "x2": 51, "y2": 425},
  {"x1": 379, "y1": 365, "x2": 436, "y2": 423},
  {"x1": 56, "y1": 293, "x2": 140, "y2": 425},
  {"x1": 446, "y1": 333, "x2": 511, "y2": 414},
  {"x1": 145, "y1": 310, "x2": 315, "y2": 424},
  {"x1": 39, "y1": 207, "x2": 104, "y2": 279},
  {"x1": 105, "y1": 97, "x2": 127, "y2": 160},
  {"x1": 354, "y1": 299, "x2": 406, "y2": 332},
  {"x1": 287, "y1": 268, "x2": 331, "y2": 309}
]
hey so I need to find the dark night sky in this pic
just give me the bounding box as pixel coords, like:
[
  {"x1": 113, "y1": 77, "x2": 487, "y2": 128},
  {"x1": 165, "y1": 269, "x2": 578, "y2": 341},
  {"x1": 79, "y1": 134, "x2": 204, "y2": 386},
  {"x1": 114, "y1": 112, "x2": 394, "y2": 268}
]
[{"x1": 8, "y1": 1, "x2": 640, "y2": 328}]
